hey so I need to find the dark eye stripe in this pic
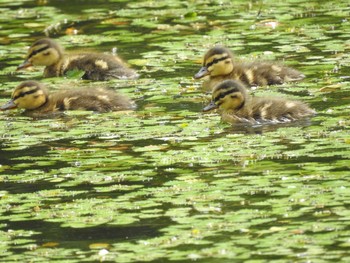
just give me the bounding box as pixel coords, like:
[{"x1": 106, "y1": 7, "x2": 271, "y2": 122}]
[
  {"x1": 13, "y1": 87, "x2": 39, "y2": 100},
  {"x1": 213, "y1": 88, "x2": 238, "y2": 102},
  {"x1": 28, "y1": 46, "x2": 49, "y2": 59},
  {"x1": 206, "y1": 56, "x2": 229, "y2": 67}
]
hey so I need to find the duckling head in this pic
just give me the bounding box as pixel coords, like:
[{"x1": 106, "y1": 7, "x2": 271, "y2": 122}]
[
  {"x1": 0, "y1": 81, "x2": 48, "y2": 111},
  {"x1": 194, "y1": 46, "x2": 234, "y2": 79},
  {"x1": 203, "y1": 80, "x2": 247, "y2": 112},
  {"x1": 17, "y1": 38, "x2": 63, "y2": 70}
]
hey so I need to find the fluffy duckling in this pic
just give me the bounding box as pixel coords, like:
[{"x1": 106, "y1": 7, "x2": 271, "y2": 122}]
[
  {"x1": 17, "y1": 38, "x2": 139, "y2": 81},
  {"x1": 203, "y1": 80, "x2": 315, "y2": 124},
  {"x1": 194, "y1": 46, "x2": 305, "y2": 90},
  {"x1": 0, "y1": 80, "x2": 135, "y2": 114}
]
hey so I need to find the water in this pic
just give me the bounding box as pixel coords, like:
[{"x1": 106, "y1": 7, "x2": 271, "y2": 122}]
[{"x1": 0, "y1": 0, "x2": 349, "y2": 262}]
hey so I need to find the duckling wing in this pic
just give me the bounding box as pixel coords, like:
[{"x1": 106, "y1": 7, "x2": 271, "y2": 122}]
[
  {"x1": 65, "y1": 54, "x2": 138, "y2": 81},
  {"x1": 89, "y1": 65, "x2": 139, "y2": 81},
  {"x1": 252, "y1": 97, "x2": 314, "y2": 122},
  {"x1": 52, "y1": 88, "x2": 134, "y2": 112},
  {"x1": 243, "y1": 62, "x2": 305, "y2": 86}
]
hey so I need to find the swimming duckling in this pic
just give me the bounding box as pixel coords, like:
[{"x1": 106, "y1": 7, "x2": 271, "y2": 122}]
[
  {"x1": 194, "y1": 46, "x2": 305, "y2": 90},
  {"x1": 0, "y1": 81, "x2": 135, "y2": 114},
  {"x1": 203, "y1": 80, "x2": 315, "y2": 124},
  {"x1": 17, "y1": 38, "x2": 139, "y2": 81}
]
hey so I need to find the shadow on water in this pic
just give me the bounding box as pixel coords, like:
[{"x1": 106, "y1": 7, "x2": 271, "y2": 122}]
[{"x1": 0, "y1": 217, "x2": 166, "y2": 251}]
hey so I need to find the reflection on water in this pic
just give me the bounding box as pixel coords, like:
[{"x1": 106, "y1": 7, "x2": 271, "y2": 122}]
[{"x1": 224, "y1": 117, "x2": 315, "y2": 134}]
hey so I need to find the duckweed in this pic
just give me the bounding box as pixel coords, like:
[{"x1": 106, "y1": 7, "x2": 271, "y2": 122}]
[{"x1": 0, "y1": 0, "x2": 349, "y2": 262}]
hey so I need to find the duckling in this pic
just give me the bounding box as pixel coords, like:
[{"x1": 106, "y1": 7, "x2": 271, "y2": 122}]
[
  {"x1": 0, "y1": 81, "x2": 135, "y2": 115},
  {"x1": 194, "y1": 46, "x2": 305, "y2": 90},
  {"x1": 17, "y1": 38, "x2": 139, "y2": 81},
  {"x1": 203, "y1": 80, "x2": 315, "y2": 124}
]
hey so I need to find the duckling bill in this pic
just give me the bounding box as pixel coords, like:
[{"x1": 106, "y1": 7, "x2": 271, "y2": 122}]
[
  {"x1": 195, "y1": 46, "x2": 305, "y2": 90},
  {"x1": 203, "y1": 80, "x2": 315, "y2": 124},
  {"x1": 1, "y1": 80, "x2": 135, "y2": 114},
  {"x1": 17, "y1": 38, "x2": 139, "y2": 81}
]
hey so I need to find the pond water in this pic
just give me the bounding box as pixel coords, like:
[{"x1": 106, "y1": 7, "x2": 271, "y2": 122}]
[{"x1": 0, "y1": 0, "x2": 349, "y2": 262}]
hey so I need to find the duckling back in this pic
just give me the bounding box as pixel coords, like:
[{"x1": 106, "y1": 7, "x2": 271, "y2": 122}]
[
  {"x1": 49, "y1": 87, "x2": 135, "y2": 112},
  {"x1": 65, "y1": 53, "x2": 139, "y2": 81},
  {"x1": 249, "y1": 97, "x2": 315, "y2": 123},
  {"x1": 237, "y1": 61, "x2": 305, "y2": 86},
  {"x1": 195, "y1": 46, "x2": 305, "y2": 90}
]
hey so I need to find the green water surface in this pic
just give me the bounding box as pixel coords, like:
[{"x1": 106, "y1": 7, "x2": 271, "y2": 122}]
[{"x1": 0, "y1": 0, "x2": 349, "y2": 262}]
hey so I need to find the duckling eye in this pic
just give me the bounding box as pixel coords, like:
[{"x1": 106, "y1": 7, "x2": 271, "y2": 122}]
[
  {"x1": 230, "y1": 95, "x2": 238, "y2": 98},
  {"x1": 43, "y1": 51, "x2": 51, "y2": 56}
]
